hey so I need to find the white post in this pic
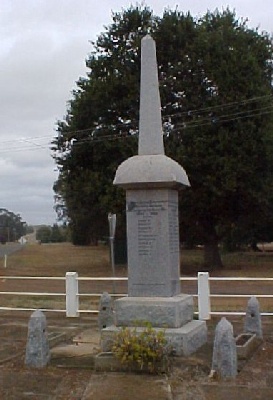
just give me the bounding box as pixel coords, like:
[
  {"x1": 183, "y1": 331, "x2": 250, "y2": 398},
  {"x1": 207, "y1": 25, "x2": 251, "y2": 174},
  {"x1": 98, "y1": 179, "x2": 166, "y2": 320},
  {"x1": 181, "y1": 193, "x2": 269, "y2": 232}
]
[
  {"x1": 66, "y1": 272, "x2": 79, "y2": 317},
  {"x1": 4, "y1": 255, "x2": 7, "y2": 268},
  {"x1": 198, "y1": 272, "x2": 211, "y2": 320}
]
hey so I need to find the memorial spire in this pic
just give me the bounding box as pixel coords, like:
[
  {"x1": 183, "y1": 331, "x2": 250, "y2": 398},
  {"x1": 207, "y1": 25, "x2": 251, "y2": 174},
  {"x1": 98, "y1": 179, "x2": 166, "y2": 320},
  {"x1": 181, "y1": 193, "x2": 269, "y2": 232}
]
[{"x1": 138, "y1": 35, "x2": 164, "y2": 156}]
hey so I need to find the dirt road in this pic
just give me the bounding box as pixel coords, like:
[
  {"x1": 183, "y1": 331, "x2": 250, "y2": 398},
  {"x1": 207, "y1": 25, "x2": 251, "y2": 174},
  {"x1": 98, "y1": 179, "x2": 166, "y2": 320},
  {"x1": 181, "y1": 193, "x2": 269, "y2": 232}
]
[{"x1": 0, "y1": 243, "x2": 23, "y2": 257}]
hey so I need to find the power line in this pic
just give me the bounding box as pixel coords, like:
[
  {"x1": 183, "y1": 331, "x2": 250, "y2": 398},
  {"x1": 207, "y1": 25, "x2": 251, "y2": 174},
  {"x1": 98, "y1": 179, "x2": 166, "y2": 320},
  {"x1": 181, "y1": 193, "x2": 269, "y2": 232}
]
[
  {"x1": 0, "y1": 135, "x2": 53, "y2": 145},
  {"x1": 173, "y1": 104, "x2": 273, "y2": 129},
  {"x1": 53, "y1": 93, "x2": 273, "y2": 139},
  {"x1": 162, "y1": 94, "x2": 273, "y2": 119},
  {"x1": 2, "y1": 94, "x2": 272, "y2": 144},
  {"x1": 53, "y1": 104, "x2": 273, "y2": 150},
  {"x1": 0, "y1": 141, "x2": 52, "y2": 154},
  {"x1": 1, "y1": 94, "x2": 272, "y2": 154},
  {"x1": 172, "y1": 109, "x2": 273, "y2": 132}
]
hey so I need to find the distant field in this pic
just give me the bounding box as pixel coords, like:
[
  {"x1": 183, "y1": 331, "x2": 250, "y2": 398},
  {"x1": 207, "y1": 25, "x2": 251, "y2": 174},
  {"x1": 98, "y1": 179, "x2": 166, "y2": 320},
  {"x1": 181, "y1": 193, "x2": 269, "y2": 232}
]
[
  {"x1": 0, "y1": 243, "x2": 116, "y2": 312},
  {"x1": 0, "y1": 242, "x2": 124, "y2": 277},
  {"x1": 181, "y1": 246, "x2": 273, "y2": 277},
  {"x1": 3, "y1": 242, "x2": 273, "y2": 277},
  {"x1": 1, "y1": 242, "x2": 273, "y2": 314}
]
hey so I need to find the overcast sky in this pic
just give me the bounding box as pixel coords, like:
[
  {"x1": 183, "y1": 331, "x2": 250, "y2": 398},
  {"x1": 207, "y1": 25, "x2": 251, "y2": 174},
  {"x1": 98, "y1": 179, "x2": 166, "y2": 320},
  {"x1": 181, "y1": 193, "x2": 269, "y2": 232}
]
[{"x1": 0, "y1": 0, "x2": 272, "y2": 226}]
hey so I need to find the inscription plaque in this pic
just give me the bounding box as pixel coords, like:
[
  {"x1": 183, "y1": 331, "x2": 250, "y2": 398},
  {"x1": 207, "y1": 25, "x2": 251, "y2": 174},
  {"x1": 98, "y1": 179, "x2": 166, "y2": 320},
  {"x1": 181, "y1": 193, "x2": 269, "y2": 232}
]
[
  {"x1": 126, "y1": 189, "x2": 180, "y2": 297},
  {"x1": 130, "y1": 200, "x2": 166, "y2": 257}
]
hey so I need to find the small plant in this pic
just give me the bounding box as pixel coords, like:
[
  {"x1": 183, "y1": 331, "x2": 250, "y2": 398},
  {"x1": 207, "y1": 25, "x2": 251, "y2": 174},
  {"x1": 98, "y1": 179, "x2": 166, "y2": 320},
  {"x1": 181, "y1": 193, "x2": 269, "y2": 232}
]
[{"x1": 112, "y1": 323, "x2": 170, "y2": 373}]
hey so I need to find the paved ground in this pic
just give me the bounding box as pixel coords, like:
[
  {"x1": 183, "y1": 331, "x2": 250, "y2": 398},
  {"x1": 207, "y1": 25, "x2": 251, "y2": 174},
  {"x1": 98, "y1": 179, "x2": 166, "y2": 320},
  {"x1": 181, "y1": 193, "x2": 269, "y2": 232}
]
[{"x1": 0, "y1": 312, "x2": 273, "y2": 399}]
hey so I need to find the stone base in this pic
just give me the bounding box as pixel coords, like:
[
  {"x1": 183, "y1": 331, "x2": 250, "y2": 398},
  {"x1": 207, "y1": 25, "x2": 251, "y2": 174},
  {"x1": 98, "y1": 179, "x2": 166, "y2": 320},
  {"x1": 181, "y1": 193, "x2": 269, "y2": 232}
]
[
  {"x1": 115, "y1": 294, "x2": 193, "y2": 328},
  {"x1": 101, "y1": 320, "x2": 207, "y2": 357}
]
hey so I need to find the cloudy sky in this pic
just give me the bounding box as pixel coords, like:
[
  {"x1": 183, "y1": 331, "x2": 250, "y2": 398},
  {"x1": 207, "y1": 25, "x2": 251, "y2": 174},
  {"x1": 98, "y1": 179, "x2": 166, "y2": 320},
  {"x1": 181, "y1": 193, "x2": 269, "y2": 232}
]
[{"x1": 1, "y1": 0, "x2": 272, "y2": 226}]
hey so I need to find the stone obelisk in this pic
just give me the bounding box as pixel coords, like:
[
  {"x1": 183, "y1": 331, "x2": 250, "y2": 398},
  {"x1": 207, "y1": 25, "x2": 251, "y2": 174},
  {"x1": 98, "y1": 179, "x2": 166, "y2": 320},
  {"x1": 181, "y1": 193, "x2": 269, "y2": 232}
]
[
  {"x1": 114, "y1": 35, "x2": 189, "y2": 297},
  {"x1": 101, "y1": 35, "x2": 207, "y2": 356}
]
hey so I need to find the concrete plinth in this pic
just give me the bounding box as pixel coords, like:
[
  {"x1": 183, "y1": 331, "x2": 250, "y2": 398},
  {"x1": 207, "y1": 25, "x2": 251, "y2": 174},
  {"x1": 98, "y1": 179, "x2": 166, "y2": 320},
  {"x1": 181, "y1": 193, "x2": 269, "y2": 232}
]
[
  {"x1": 101, "y1": 294, "x2": 207, "y2": 357},
  {"x1": 101, "y1": 320, "x2": 207, "y2": 357},
  {"x1": 115, "y1": 294, "x2": 193, "y2": 328}
]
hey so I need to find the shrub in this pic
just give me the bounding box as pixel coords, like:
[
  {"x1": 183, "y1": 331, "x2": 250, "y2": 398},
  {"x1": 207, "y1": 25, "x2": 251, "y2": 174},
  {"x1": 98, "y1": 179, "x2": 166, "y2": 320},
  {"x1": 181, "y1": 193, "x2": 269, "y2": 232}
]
[{"x1": 112, "y1": 324, "x2": 170, "y2": 373}]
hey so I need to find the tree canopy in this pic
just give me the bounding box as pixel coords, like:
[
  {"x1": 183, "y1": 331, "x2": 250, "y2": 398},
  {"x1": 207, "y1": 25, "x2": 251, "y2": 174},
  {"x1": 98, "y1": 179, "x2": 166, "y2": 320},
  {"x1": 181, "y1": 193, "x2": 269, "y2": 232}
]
[
  {"x1": 36, "y1": 224, "x2": 67, "y2": 243},
  {"x1": 0, "y1": 208, "x2": 26, "y2": 243},
  {"x1": 52, "y1": 6, "x2": 273, "y2": 267}
]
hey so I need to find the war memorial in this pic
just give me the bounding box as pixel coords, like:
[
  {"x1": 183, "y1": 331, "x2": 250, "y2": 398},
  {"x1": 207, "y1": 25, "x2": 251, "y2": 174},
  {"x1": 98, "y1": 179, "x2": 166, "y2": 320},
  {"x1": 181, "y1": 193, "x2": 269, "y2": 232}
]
[{"x1": 100, "y1": 35, "x2": 207, "y2": 356}]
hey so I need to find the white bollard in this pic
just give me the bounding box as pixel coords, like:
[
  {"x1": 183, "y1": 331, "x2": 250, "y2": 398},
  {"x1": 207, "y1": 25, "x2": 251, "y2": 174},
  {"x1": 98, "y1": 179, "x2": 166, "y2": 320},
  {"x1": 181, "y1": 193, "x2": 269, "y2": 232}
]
[
  {"x1": 66, "y1": 272, "x2": 79, "y2": 317},
  {"x1": 4, "y1": 254, "x2": 7, "y2": 268},
  {"x1": 198, "y1": 272, "x2": 211, "y2": 320}
]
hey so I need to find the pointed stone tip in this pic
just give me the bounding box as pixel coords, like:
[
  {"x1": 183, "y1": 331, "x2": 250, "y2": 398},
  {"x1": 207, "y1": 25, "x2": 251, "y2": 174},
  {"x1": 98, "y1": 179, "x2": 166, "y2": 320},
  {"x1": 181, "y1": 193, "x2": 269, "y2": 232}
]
[
  {"x1": 31, "y1": 309, "x2": 44, "y2": 318},
  {"x1": 247, "y1": 296, "x2": 260, "y2": 310},
  {"x1": 142, "y1": 34, "x2": 153, "y2": 41},
  {"x1": 101, "y1": 292, "x2": 111, "y2": 300},
  {"x1": 218, "y1": 317, "x2": 233, "y2": 329}
]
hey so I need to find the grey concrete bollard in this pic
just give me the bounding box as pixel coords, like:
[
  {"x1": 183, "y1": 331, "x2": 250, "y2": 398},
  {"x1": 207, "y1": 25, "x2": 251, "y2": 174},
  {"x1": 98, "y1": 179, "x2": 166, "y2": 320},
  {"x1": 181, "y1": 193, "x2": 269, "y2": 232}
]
[
  {"x1": 98, "y1": 292, "x2": 114, "y2": 330},
  {"x1": 25, "y1": 310, "x2": 50, "y2": 368},
  {"x1": 211, "y1": 317, "x2": 237, "y2": 379},
  {"x1": 244, "y1": 296, "x2": 263, "y2": 339}
]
